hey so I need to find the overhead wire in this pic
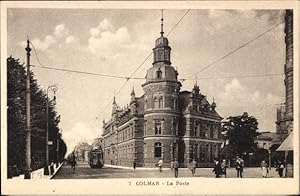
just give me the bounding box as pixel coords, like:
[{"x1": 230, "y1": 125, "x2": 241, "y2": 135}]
[
  {"x1": 28, "y1": 10, "x2": 285, "y2": 118},
  {"x1": 100, "y1": 9, "x2": 191, "y2": 115},
  {"x1": 185, "y1": 20, "x2": 285, "y2": 81}
]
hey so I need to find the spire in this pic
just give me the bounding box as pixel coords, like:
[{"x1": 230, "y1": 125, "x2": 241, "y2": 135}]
[
  {"x1": 211, "y1": 98, "x2": 216, "y2": 109},
  {"x1": 131, "y1": 86, "x2": 135, "y2": 96},
  {"x1": 113, "y1": 96, "x2": 116, "y2": 104},
  {"x1": 160, "y1": 9, "x2": 164, "y2": 36}
]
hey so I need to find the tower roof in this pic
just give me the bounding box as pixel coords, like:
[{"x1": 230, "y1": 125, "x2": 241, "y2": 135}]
[{"x1": 154, "y1": 9, "x2": 169, "y2": 48}]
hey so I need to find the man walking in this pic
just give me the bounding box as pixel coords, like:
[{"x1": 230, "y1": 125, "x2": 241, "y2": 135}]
[
  {"x1": 191, "y1": 159, "x2": 197, "y2": 176},
  {"x1": 212, "y1": 159, "x2": 222, "y2": 178},
  {"x1": 173, "y1": 158, "x2": 179, "y2": 178},
  {"x1": 235, "y1": 156, "x2": 244, "y2": 178},
  {"x1": 158, "y1": 159, "x2": 163, "y2": 172}
]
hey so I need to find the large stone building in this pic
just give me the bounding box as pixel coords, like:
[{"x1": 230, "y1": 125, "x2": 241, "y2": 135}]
[
  {"x1": 276, "y1": 10, "x2": 293, "y2": 136},
  {"x1": 102, "y1": 16, "x2": 222, "y2": 168}
]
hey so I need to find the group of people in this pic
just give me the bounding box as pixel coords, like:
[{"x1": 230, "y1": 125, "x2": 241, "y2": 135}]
[
  {"x1": 137, "y1": 156, "x2": 286, "y2": 178},
  {"x1": 212, "y1": 158, "x2": 231, "y2": 178}
]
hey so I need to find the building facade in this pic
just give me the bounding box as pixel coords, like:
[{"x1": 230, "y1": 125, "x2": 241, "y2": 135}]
[
  {"x1": 276, "y1": 10, "x2": 293, "y2": 136},
  {"x1": 102, "y1": 17, "x2": 222, "y2": 168}
]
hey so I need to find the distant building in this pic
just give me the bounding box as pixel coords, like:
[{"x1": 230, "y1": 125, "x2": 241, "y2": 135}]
[
  {"x1": 102, "y1": 15, "x2": 222, "y2": 168},
  {"x1": 255, "y1": 132, "x2": 283, "y2": 150}
]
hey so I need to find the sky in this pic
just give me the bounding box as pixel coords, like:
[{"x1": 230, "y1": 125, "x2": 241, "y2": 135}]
[{"x1": 7, "y1": 9, "x2": 286, "y2": 154}]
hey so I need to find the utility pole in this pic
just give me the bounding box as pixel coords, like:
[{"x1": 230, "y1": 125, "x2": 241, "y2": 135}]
[{"x1": 24, "y1": 39, "x2": 32, "y2": 179}]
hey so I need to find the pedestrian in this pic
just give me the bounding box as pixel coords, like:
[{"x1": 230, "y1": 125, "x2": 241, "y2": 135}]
[
  {"x1": 70, "y1": 151, "x2": 77, "y2": 173},
  {"x1": 260, "y1": 160, "x2": 269, "y2": 178},
  {"x1": 133, "y1": 159, "x2": 136, "y2": 170},
  {"x1": 158, "y1": 159, "x2": 163, "y2": 172},
  {"x1": 235, "y1": 156, "x2": 244, "y2": 178},
  {"x1": 190, "y1": 159, "x2": 197, "y2": 176},
  {"x1": 212, "y1": 159, "x2": 222, "y2": 178},
  {"x1": 173, "y1": 158, "x2": 179, "y2": 178},
  {"x1": 170, "y1": 160, "x2": 174, "y2": 171},
  {"x1": 277, "y1": 160, "x2": 285, "y2": 177},
  {"x1": 221, "y1": 159, "x2": 227, "y2": 178}
]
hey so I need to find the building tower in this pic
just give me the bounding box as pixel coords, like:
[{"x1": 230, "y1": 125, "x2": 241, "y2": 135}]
[{"x1": 142, "y1": 12, "x2": 182, "y2": 167}]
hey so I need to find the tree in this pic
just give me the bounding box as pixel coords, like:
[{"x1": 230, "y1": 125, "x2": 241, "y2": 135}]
[
  {"x1": 7, "y1": 56, "x2": 67, "y2": 177},
  {"x1": 220, "y1": 112, "x2": 259, "y2": 161}
]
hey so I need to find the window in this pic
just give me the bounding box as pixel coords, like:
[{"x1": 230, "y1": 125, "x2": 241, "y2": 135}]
[
  {"x1": 200, "y1": 124, "x2": 205, "y2": 138},
  {"x1": 157, "y1": 68, "x2": 162, "y2": 79},
  {"x1": 154, "y1": 97, "x2": 158, "y2": 108},
  {"x1": 144, "y1": 121, "x2": 147, "y2": 136},
  {"x1": 194, "y1": 122, "x2": 197, "y2": 136},
  {"x1": 165, "y1": 50, "x2": 170, "y2": 61},
  {"x1": 158, "y1": 97, "x2": 163, "y2": 108},
  {"x1": 155, "y1": 121, "x2": 162, "y2": 135},
  {"x1": 144, "y1": 99, "x2": 147, "y2": 110},
  {"x1": 210, "y1": 125, "x2": 214, "y2": 138},
  {"x1": 172, "y1": 98, "x2": 177, "y2": 110},
  {"x1": 194, "y1": 144, "x2": 198, "y2": 160},
  {"x1": 155, "y1": 142, "x2": 162, "y2": 158},
  {"x1": 172, "y1": 119, "x2": 177, "y2": 135}
]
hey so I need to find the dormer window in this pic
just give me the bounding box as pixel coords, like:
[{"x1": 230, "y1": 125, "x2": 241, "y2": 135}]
[{"x1": 156, "y1": 68, "x2": 162, "y2": 79}]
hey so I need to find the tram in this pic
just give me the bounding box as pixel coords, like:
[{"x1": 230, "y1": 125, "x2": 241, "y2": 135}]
[{"x1": 88, "y1": 148, "x2": 104, "y2": 168}]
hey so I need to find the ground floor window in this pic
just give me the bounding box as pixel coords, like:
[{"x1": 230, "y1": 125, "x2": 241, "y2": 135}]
[{"x1": 154, "y1": 142, "x2": 162, "y2": 158}]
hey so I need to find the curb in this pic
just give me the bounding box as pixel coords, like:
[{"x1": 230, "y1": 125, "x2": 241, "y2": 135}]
[{"x1": 104, "y1": 164, "x2": 194, "y2": 171}]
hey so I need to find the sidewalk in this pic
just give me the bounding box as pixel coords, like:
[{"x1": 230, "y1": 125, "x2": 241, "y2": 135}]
[{"x1": 105, "y1": 164, "x2": 202, "y2": 171}]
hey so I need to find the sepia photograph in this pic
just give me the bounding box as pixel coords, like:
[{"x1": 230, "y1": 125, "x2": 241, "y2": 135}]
[{"x1": 1, "y1": 1, "x2": 299, "y2": 195}]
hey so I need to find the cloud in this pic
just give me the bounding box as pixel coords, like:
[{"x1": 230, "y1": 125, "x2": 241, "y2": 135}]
[
  {"x1": 216, "y1": 78, "x2": 283, "y2": 131},
  {"x1": 88, "y1": 19, "x2": 131, "y2": 58},
  {"x1": 20, "y1": 24, "x2": 76, "y2": 51},
  {"x1": 54, "y1": 24, "x2": 69, "y2": 38},
  {"x1": 65, "y1": 35, "x2": 76, "y2": 44}
]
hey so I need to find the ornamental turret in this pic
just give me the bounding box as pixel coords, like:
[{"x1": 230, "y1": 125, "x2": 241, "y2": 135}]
[{"x1": 152, "y1": 13, "x2": 171, "y2": 65}]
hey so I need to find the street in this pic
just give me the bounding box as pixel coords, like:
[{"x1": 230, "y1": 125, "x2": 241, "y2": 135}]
[{"x1": 53, "y1": 163, "x2": 281, "y2": 179}]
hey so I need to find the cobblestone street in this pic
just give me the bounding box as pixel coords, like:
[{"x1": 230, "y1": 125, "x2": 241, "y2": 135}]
[{"x1": 53, "y1": 163, "x2": 282, "y2": 179}]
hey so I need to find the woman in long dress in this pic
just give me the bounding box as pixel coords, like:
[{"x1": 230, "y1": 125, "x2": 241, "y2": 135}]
[{"x1": 260, "y1": 160, "x2": 268, "y2": 178}]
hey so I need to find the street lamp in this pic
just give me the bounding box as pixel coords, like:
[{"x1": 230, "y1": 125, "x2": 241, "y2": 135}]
[
  {"x1": 268, "y1": 149, "x2": 271, "y2": 171},
  {"x1": 44, "y1": 85, "x2": 58, "y2": 175}
]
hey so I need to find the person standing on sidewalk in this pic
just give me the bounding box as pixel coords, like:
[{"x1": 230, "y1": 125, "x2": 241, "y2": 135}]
[
  {"x1": 190, "y1": 159, "x2": 197, "y2": 176},
  {"x1": 173, "y1": 158, "x2": 179, "y2": 178},
  {"x1": 221, "y1": 159, "x2": 227, "y2": 178},
  {"x1": 235, "y1": 156, "x2": 244, "y2": 178},
  {"x1": 133, "y1": 159, "x2": 136, "y2": 170},
  {"x1": 70, "y1": 151, "x2": 77, "y2": 173},
  {"x1": 212, "y1": 159, "x2": 222, "y2": 178},
  {"x1": 260, "y1": 160, "x2": 269, "y2": 178},
  {"x1": 277, "y1": 160, "x2": 285, "y2": 177},
  {"x1": 158, "y1": 159, "x2": 163, "y2": 172}
]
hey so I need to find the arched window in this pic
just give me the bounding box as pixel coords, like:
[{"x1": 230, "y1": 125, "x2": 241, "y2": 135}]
[
  {"x1": 158, "y1": 97, "x2": 163, "y2": 108},
  {"x1": 154, "y1": 97, "x2": 158, "y2": 108},
  {"x1": 154, "y1": 142, "x2": 162, "y2": 158},
  {"x1": 157, "y1": 68, "x2": 162, "y2": 79},
  {"x1": 155, "y1": 121, "x2": 162, "y2": 135}
]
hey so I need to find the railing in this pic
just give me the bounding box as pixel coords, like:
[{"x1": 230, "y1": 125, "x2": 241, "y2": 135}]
[{"x1": 11, "y1": 162, "x2": 63, "y2": 179}]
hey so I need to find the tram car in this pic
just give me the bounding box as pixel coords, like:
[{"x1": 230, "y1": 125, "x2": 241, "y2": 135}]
[{"x1": 88, "y1": 148, "x2": 104, "y2": 168}]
